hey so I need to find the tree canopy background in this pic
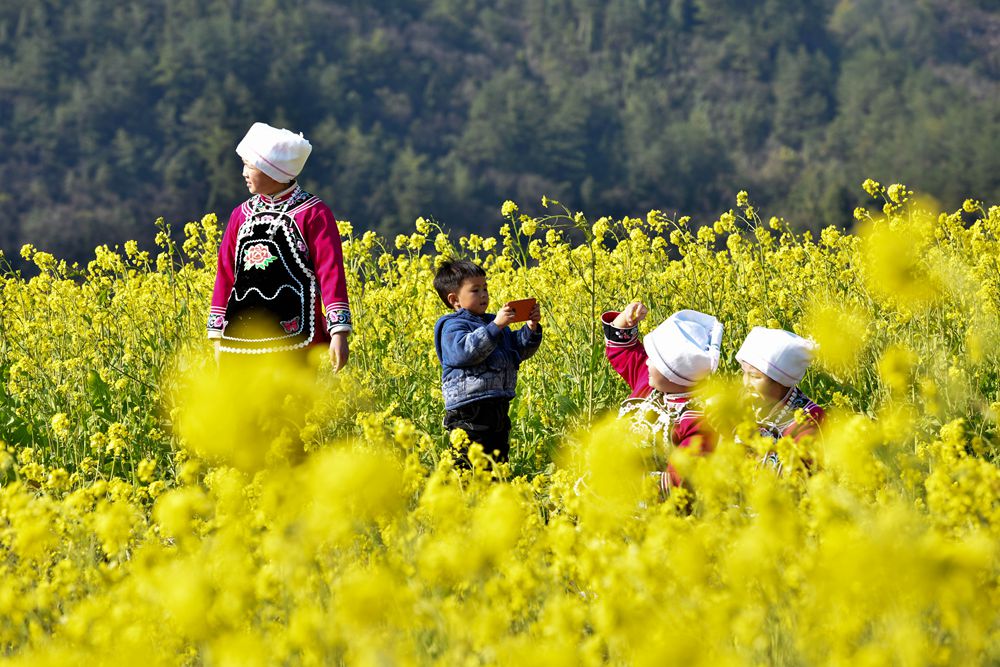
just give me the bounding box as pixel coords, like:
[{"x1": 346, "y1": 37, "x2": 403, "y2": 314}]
[{"x1": 1, "y1": 0, "x2": 998, "y2": 264}]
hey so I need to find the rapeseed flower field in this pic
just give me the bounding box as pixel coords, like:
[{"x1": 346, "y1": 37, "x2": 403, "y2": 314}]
[{"x1": 0, "y1": 183, "x2": 997, "y2": 664}]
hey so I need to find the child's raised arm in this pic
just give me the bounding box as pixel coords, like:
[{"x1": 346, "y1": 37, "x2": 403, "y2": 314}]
[
  {"x1": 602, "y1": 304, "x2": 649, "y2": 394},
  {"x1": 612, "y1": 301, "x2": 648, "y2": 329}
]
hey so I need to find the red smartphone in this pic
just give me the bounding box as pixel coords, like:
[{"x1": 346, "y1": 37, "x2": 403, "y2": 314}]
[{"x1": 506, "y1": 298, "x2": 537, "y2": 323}]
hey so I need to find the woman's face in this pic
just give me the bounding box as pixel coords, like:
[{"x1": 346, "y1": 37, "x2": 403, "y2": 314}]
[
  {"x1": 740, "y1": 361, "x2": 788, "y2": 406},
  {"x1": 242, "y1": 161, "x2": 287, "y2": 196}
]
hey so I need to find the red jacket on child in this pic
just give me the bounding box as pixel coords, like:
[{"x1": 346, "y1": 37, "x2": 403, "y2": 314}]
[{"x1": 602, "y1": 312, "x2": 716, "y2": 490}]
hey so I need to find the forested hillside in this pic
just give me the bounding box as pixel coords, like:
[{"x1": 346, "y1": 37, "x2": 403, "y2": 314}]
[{"x1": 1, "y1": 0, "x2": 998, "y2": 262}]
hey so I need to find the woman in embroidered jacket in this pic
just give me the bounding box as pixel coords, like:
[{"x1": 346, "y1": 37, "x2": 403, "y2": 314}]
[
  {"x1": 736, "y1": 327, "x2": 825, "y2": 472},
  {"x1": 602, "y1": 302, "x2": 723, "y2": 492},
  {"x1": 207, "y1": 123, "x2": 352, "y2": 368}
]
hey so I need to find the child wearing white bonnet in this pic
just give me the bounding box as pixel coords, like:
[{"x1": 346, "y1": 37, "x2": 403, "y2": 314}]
[
  {"x1": 736, "y1": 327, "x2": 825, "y2": 462},
  {"x1": 602, "y1": 302, "x2": 723, "y2": 492}
]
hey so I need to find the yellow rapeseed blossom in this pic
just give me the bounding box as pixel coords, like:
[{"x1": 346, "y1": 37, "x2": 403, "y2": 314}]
[
  {"x1": 0, "y1": 182, "x2": 998, "y2": 664},
  {"x1": 50, "y1": 413, "x2": 71, "y2": 440},
  {"x1": 804, "y1": 301, "x2": 871, "y2": 375}
]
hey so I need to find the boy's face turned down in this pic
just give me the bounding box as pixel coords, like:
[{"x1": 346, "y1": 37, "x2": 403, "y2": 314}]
[{"x1": 448, "y1": 276, "x2": 489, "y2": 315}]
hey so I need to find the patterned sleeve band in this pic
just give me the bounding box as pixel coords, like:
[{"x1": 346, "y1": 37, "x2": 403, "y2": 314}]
[
  {"x1": 325, "y1": 304, "x2": 353, "y2": 335},
  {"x1": 207, "y1": 307, "x2": 226, "y2": 339},
  {"x1": 601, "y1": 311, "x2": 639, "y2": 347}
]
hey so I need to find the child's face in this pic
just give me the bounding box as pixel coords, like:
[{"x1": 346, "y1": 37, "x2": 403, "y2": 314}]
[
  {"x1": 645, "y1": 356, "x2": 691, "y2": 394},
  {"x1": 448, "y1": 276, "x2": 489, "y2": 315},
  {"x1": 740, "y1": 361, "x2": 788, "y2": 406},
  {"x1": 242, "y1": 160, "x2": 287, "y2": 196},
  {"x1": 645, "y1": 357, "x2": 674, "y2": 393}
]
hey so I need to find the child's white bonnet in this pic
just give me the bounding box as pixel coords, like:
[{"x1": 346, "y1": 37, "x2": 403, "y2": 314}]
[
  {"x1": 736, "y1": 327, "x2": 816, "y2": 387},
  {"x1": 643, "y1": 310, "x2": 724, "y2": 386}
]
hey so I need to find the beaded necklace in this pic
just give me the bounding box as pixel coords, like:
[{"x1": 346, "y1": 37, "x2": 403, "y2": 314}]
[
  {"x1": 755, "y1": 386, "x2": 805, "y2": 439},
  {"x1": 618, "y1": 391, "x2": 694, "y2": 441}
]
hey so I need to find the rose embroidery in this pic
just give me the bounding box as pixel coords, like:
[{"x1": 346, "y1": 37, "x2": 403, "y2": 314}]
[{"x1": 243, "y1": 243, "x2": 277, "y2": 270}]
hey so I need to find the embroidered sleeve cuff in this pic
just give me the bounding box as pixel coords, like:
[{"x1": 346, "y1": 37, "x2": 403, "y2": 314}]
[
  {"x1": 325, "y1": 308, "x2": 353, "y2": 335},
  {"x1": 601, "y1": 311, "x2": 638, "y2": 346},
  {"x1": 207, "y1": 311, "x2": 226, "y2": 338}
]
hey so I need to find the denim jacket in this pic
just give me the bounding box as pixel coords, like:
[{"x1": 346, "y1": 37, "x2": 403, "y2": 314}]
[{"x1": 434, "y1": 309, "x2": 543, "y2": 410}]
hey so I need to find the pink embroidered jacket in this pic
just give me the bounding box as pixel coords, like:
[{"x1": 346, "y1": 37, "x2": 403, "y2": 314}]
[
  {"x1": 762, "y1": 389, "x2": 825, "y2": 442},
  {"x1": 755, "y1": 386, "x2": 825, "y2": 474},
  {"x1": 208, "y1": 184, "x2": 352, "y2": 348},
  {"x1": 602, "y1": 311, "x2": 716, "y2": 488}
]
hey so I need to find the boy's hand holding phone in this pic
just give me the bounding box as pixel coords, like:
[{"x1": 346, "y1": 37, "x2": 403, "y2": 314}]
[
  {"x1": 495, "y1": 304, "x2": 517, "y2": 328},
  {"x1": 526, "y1": 302, "x2": 542, "y2": 331},
  {"x1": 496, "y1": 298, "x2": 539, "y2": 329}
]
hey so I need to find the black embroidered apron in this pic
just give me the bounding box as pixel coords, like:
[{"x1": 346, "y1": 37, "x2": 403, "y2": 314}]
[{"x1": 221, "y1": 195, "x2": 318, "y2": 354}]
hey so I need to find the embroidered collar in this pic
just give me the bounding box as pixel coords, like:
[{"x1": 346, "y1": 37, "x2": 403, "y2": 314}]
[
  {"x1": 619, "y1": 390, "x2": 695, "y2": 442},
  {"x1": 258, "y1": 182, "x2": 299, "y2": 205},
  {"x1": 755, "y1": 385, "x2": 804, "y2": 434},
  {"x1": 249, "y1": 183, "x2": 310, "y2": 218}
]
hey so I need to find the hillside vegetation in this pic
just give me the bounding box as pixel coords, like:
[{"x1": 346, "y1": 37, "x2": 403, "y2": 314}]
[{"x1": 1, "y1": 0, "x2": 998, "y2": 262}]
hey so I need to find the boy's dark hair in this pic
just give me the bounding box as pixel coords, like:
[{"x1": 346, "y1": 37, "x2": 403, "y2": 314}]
[{"x1": 434, "y1": 259, "x2": 486, "y2": 308}]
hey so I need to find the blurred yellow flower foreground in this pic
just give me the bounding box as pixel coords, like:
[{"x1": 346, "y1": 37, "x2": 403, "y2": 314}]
[{"x1": 0, "y1": 186, "x2": 998, "y2": 664}]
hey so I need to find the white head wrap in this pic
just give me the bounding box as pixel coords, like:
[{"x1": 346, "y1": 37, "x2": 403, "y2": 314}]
[
  {"x1": 736, "y1": 327, "x2": 816, "y2": 387},
  {"x1": 236, "y1": 122, "x2": 312, "y2": 183},
  {"x1": 643, "y1": 310, "x2": 724, "y2": 387}
]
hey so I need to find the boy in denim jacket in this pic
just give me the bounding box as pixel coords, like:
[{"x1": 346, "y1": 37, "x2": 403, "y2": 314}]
[{"x1": 433, "y1": 259, "x2": 543, "y2": 464}]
